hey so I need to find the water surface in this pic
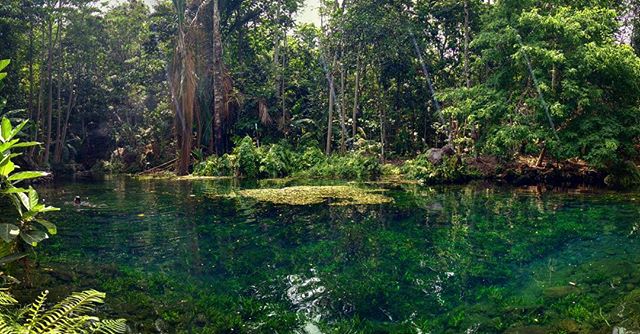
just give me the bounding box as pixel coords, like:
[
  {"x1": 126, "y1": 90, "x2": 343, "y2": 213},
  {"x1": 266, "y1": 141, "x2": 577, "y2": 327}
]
[{"x1": 18, "y1": 177, "x2": 640, "y2": 333}]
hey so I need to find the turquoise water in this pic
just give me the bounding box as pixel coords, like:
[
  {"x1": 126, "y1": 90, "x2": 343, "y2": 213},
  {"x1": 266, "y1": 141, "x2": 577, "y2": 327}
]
[{"x1": 16, "y1": 177, "x2": 640, "y2": 333}]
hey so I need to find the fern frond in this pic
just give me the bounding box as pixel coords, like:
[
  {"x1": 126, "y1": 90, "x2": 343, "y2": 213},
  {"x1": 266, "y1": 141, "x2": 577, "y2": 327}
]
[
  {"x1": 24, "y1": 289, "x2": 48, "y2": 331},
  {"x1": 91, "y1": 319, "x2": 127, "y2": 334},
  {"x1": 0, "y1": 312, "x2": 18, "y2": 334},
  {"x1": 35, "y1": 290, "x2": 106, "y2": 333},
  {"x1": 0, "y1": 290, "x2": 17, "y2": 306}
]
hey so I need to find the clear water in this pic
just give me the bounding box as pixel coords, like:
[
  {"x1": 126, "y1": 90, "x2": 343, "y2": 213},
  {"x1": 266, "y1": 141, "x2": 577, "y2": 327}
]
[{"x1": 15, "y1": 177, "x2": 640, "y2": 333}]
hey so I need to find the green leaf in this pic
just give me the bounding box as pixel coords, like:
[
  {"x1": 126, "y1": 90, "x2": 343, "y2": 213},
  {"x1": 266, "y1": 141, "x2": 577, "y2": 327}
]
[
  {"x1": 0, "y1": 252, "x2": 27, "y2": 265},
  {"x1": 0, "y1": 159, "x2": 15, "y2": 177},
  {"x1": 12, "y1": 141, "x2": 41, "y2": 148},
  {"x1": 8, "y1": 120, "x2": 28, "y2": 141},
  {"x1": 8, "y1": 171, "x2": 49, "y2": 182},
  {"x1": 0, "y1": 118, "x2": 11, "y2": 142},
  {"x1": 0, "y1": 59, "x2": 10, "y2": 72},
  {"x1": 28, "y1": 187, "x2": 39, "y2": 210},
  {"x1": 0, "y1": 139, "x2": 19, "y2": 153},
  {"x1": 0, "y1": 73, "x2": 6, "y2": 81},
  {"x1": 3, "y1": 187, "x2": 28, "y2": 194},
  {"x1": 20, "y1": 230, "x2": 48, "y2": 247},
  {"x1": 0, "y1": 224, "x2": 20, "y2": 243},
  {"x1": 17, "y1": 191, "x2": 30, "y2": 211},
  {"x1": 35, "y1": 219, "x2": 57, "y2": 235}
]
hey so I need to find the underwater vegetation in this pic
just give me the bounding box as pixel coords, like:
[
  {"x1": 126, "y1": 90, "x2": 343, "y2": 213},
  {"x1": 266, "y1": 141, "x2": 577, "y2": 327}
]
[
  {"x1": 9, "y1": 178, "x2": 640, "y2": 333},
  {"x1": 235, "y1": 185, "x2": 393, "y2": 206}
]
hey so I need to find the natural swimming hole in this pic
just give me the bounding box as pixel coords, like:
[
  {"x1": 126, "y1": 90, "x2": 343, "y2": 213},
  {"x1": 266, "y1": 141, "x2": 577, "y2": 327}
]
[{"x1": 14, "y1": 177, "x2": 640, "y2": 333}]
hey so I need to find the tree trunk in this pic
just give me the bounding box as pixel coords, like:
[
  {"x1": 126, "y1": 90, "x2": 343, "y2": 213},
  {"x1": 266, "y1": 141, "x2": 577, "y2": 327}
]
[
  {"x1": 53, "y1": 30, "x2": 63, "y2": 164},
  {"x1": 463, "y1": 0, "x2": 471, "y2": 89},
  {"x1": 54, "y1": 82, "x2": 76, "y2": 163},
  {"x1": 338, "y1": 51, "x2": 347, "y2": 153},
  {"x1": 352, "y1": 52, "x2": 361, "y2": 140},
  {"x1": 212, "y1": 0, "x2": 225, "y2": 156},
  {"x1": 326, "y1": 73, "x2": 335, "y2": 155},
  {"x1": 42, "y1": 9, "x2": 56, "y2": 165}
]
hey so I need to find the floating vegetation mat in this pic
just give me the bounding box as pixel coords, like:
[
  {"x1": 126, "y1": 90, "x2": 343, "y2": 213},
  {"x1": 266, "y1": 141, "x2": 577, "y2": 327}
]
[{"x1": 237, "y1": 185, "x2": 393, "y2": 206}]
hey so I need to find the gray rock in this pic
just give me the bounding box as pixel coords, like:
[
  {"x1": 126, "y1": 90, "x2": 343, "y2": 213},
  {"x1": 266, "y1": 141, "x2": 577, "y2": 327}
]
[{"x1": 426, "y1": 144, "x2": 456, "y2": 165}]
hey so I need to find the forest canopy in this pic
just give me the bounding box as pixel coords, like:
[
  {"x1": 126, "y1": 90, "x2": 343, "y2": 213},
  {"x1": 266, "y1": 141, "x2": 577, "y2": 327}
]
[{"x1": 1, "y1": 0, "x2": 640, "y2": 184}]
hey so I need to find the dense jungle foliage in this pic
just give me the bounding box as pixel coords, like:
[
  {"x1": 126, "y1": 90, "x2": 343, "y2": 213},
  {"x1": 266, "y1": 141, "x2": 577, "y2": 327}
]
[{"x1": 1, "y1": 0, "x2": 640, "y2": 183}]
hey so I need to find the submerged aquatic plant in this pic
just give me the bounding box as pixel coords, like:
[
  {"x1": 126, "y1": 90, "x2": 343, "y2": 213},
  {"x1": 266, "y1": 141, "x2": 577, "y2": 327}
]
[{"x1": 236, "y1": 185, "x2": 393, "y2": 206}]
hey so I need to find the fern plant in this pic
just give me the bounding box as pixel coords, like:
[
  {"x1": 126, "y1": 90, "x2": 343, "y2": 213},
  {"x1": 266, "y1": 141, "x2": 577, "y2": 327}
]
[{"x1": 0, "y1": 289, "x2": 126, "y2": 334}]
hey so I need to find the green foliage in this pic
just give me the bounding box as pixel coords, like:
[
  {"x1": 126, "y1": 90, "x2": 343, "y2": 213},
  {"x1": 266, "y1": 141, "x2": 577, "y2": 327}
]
[
  {"x1": 0, "y1": 289, "x2": 126, "y2": 333},
  {"x1": 194, "y1": 138, "x2": 381, "y2": 181},
  {"x1": 193, "y1": 154, "x2": 235, "y2": 177},
  {"x1": 0, "y1": 115, "x2": 58, "y2": 262},
  {"x1": 401, "y1": 154, "x2": 479, "y2": 184},
  {"x1": 232, "y1": 136, "x2": 260, "y2": 178},
  {"x1": 302, "y1": 153, "x2": 382, "y2": 180},
  {"x1": 259, "y1": 144, "x2": 292, "y2": 178}
]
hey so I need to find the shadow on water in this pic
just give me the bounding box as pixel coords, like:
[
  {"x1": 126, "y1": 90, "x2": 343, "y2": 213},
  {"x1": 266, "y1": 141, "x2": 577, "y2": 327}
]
[{"x1": 13, "y1": 176, "x2": 640, "y2": 333}]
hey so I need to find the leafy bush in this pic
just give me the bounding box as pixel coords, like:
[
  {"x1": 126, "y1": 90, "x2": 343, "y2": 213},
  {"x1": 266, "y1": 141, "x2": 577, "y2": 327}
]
[
  {"x1": 193, "y1": 137, "x2": 382, "y2": 181},
  {"x1": 233, "y1": 136, "x2": 260, "y2": 178},
  {"x1": 302, "y1": 152, "x2": 382, "y2": 180},
  {"x1": 1, "y1": 119, "x2": 58, "y2": 264},
  {"x1": 0, "y1": 289, "x2": 126, "y2": 333},
  {"x1": 402, "y1": 154, "x2": 479, "y2": 184},
  {"x1": 193, "y1": 154, "x2": 235, "y2": 177},
  {"x1": 294, "y1": 146, "x2": 326, "y2": 171},
  {"x1": 259, "y1": 144, "x2": 292, "y2": 178}
]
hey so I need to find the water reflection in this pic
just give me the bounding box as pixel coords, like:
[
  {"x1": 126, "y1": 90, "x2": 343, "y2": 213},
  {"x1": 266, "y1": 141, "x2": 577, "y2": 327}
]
[{"x1": 26, "y1": 177, "x2": 640, "y2": 333}]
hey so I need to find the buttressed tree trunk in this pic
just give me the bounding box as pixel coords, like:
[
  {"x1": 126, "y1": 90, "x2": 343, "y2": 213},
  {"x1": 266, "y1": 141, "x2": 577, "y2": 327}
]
[
  {"x1": 170, "y1": 19, "x2": 197, "y2": 176},
  {"x1": 212, "y1": 0, "x2": 225, "y2": 156}
]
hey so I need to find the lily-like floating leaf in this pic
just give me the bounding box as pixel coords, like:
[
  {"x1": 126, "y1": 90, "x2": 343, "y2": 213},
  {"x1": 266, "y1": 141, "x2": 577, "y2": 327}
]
[
  {"x1": 0, "y1": 224, "x2": 20, "y2": 243},
  {"x1": 20, "y1": 230, "x2": 48, "y2": 247}
]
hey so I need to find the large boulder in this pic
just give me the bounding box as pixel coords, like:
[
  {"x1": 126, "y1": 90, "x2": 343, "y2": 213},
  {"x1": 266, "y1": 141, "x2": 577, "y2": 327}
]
[{"x1": 426, "y1": 144, "x2": 456, "y2": 165}]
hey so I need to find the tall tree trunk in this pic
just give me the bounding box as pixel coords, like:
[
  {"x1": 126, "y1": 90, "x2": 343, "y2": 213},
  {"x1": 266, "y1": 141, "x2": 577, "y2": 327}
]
[
  {"x1": 338, "y1": 51, "x2": 347, "y2": 153},
  {"x1": 326, "y1": 73, "x2": 335, "y2": 155},
  {"x1": 212, "y1": 0, "x2": 225, "y2": 156},
  {"x1": 54, "y1": 81, "x2": 75, "y2": 163},
  {"x1": 42, "y1": 9, "x2": 56, "y2": 165},
  {"x1": 463, "y1": 0, "x2": 471, "y2": 89},
  {"x1": 281, "y1": 31, "x2": 288, "y2": 134},
  {"x1": 31, "y1": 19, "x2": 47, "y2": 159},
  {"x1": 54, "y1": 30, "x2": 63, "y2": 164},
  {"x1": 352, "y1": 52, "x2": 361, "y2": 140}
]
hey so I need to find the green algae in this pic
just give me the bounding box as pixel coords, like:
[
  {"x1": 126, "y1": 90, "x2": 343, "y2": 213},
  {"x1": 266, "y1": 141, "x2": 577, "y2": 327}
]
[{"x1": 236, "y1": 185, "x2": 393, "y2": 206}]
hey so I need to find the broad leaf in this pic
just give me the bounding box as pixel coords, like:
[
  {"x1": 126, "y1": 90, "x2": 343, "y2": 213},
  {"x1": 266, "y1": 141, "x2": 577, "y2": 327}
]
[
  {"x1": 8, "y1": 171, "x2": 49, "y2": 182},
  {"x1": 3, "y1": 187, "x2": 28, "y2": 194},
  {"x1": 17, "y1": 191, "x2": 30, "y2": 211},
  {"x1": 0, "y1": 139, "x2": 19, "y2": 153},
  {"x1": 8, "y1": 120, "x2": 27, "y2": 141},
  {"x1": 0, "y1": 252, "x2": 27, "y2": 265},
  {"x1": 0, "y1": 224, "x2": 20, "y2": 243},
  {"x1": 0, "y1": 159, "x2": 15, "y2": 177},
  {"x1": 0, "y1": 118, "x2": 11, "y2": 142},
  {"x1": 28, "y1": 187, "x2": 39, "y2": 210},
  {"x1": 0, "y1": 59, "x2": 9, "y2": 72},
  {"x1": 20, "y1": 230, "x2": 48, "y2": 246},
  {"x1": 12, "y1": 141, "x2": 40, "y2": 148},
  {"x1": 35, "y1": 219, "x2": 57, "y2": 235}
]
